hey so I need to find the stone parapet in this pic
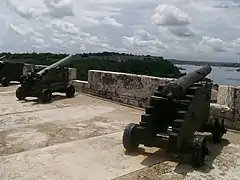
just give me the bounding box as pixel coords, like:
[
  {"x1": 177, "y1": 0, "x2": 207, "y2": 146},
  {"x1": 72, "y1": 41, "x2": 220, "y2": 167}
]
[
  {"x1": 72, "y1": 70, "x2": 240, "y2": 130},
  {"x1": 217, "y1": 85, "x2": 240, "y2": 109},
  {"x1": 68, "y1": 68, "x2": 77, "y2": 80},
  {"x1": 209, "y1": 103, "x2": 239, "y2": 130},
  {"x1": 214, "y1": 85, "x2": 240, "y2": 130},
  {"x1": 70, "y1": 80, "x2": 89, "y2": 93},
  {"x1": 87, "y1": 70, "x2": 173, "y2": 107}
]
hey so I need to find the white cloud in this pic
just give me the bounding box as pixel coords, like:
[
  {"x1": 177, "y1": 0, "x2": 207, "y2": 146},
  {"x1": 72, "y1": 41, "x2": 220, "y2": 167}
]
[
  {"x1": 6, "y1": 0, "x2": 39, "y2": 18},
  {"x1": 200, "y1": 36, "x2": 227, "y2": 52},
  {"x1": 50, "y1": 20, "x2": 80, "y2": 35},
  {"x1": 79, "y1": 44, "x2": 86, "y2": 51},
  {"x1": 152, "y1": 4, "x2": 191, "y2": 26},
  {"x1": 102, "y1": 16, "x2": 123, "y2": 27},
  {"x1": 122, "y1": 29, "x2": 168, "y2": 55},
  {"x1": 168, "y1": 26, "x2": 195, "y2": 37},
  {"x1": 0, "y1": 0, "x2": 239, "y2": 61},
  {"x1": 51, "y1": 37, "x2": 64, "y2": 44},
  {"x1": 7, "y1": 0, "x2": 74, "y2": 19},
  {"x1": 212, "y1": 1, "x2": 240, "y2": 9},
  {"x1": 43, "y1": 0, "x2": 74, "y2": 18},
  {"x1": 192, "y1": 36, "x2": 240, "y2": 55},
  {"x1": 10, "y1": 24, "x2": 34, "y2": 35},
  {"x1": 30, "y1": 36, "x2": 45, "y2": 44},
  {"x1": 33, "y1": 31, "x2": 44, "y2": 37},
  {"x1": 79, "y1": 17, "x2": 100, "y2": 27}
]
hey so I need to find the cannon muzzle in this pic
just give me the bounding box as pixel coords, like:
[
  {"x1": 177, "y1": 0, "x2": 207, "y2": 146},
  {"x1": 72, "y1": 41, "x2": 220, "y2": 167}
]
[
  {"x1": 37, "y1": 54, "x2": 73, "y2": 76},
  {"x1": 161, "y1": 65, "x2": 212, "y2": 98},
  {"x1": 0, "y1": 55, "x2": 6, "y2": 60}
]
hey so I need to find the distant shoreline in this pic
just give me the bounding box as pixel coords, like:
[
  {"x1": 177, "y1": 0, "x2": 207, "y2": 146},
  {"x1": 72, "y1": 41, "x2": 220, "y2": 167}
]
[{"x1": 169, "y1": 59, "x2": 240, "y2": 68}]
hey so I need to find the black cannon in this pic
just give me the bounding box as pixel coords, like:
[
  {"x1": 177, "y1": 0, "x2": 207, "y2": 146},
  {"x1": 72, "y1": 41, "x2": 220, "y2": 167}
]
[
  {"x1": 15, "y1": 54, "x2": 76, "y2": 103},
  {"x1": 122, "y1": 65, "x2": 227, "y2": 167},
  {"x1": 0, "y1": 55, "x2": 26, "y2": 86}
]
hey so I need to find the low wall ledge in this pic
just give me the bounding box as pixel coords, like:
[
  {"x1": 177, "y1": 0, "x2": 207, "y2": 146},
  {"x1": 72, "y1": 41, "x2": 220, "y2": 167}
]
[
  {"x1": 72, "y1": 80, "x2": 88, "y2": 84},
  {"x1": 88, "y1": 70, "x2": 174, "y2": 81}
]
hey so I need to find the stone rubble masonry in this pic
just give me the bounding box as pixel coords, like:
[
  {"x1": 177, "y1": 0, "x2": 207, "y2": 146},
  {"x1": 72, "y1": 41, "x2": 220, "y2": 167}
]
[
  {"x1": 75, "y1": 70, "x2": 174, "y2": 107},
  {"x1": 71, "y1": 80, "x2": 89, "y2": 93},
  {"x1": 71, "y1": 70, "x2": 240, "y2": 130},
  {"x1": 87, "y1": 70, "x2": 174, "y2": 107},
  {"x1": 216, "y1": 85, "x2": 240, "y2": 130}
]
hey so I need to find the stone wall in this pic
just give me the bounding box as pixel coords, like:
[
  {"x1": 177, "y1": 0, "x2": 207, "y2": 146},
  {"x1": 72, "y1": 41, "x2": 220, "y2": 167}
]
[
  {"x1": 214, "y1": 85, "x2": 240, "y2": 130},
  {"x1": 71, "y1": 70, "x2": 240, "y2": 130},
  {"x1": 72, "y1": 70, "x2": 217, "y2": 107},
  {"x1": 87, "y1": 70, "x2": 173, "y2": 107},
  {"x1": 71, "y1": 80, "x2": 89, "y2": 93}
]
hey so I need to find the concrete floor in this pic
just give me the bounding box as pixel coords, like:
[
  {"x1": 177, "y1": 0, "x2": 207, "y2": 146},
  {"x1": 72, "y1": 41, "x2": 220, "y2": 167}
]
[{"x1": 0, "y1": 85, "x2": 240, "y2": 180}]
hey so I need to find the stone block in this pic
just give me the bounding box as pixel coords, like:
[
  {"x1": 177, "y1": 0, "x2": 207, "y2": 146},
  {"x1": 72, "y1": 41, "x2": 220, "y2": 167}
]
[
  {"x1": 210, "y1": 103, "x2": 234, "y2": 120},
  {"x1": 71, "y1": 80, "x2": 89, "y2": 93},
  {"x1": 217, "y1": 85, "x2": 240, "y2": 110},
  {"x1": 211, "y1": 89, "x2": 218, "y2": 103},
  {"x1": 22, "y1": 64, "x2": 35, "y2": 76},
  {"x1": 209, "y1": 103, "x2": 240, "y2": 130},
  {"x1": 217, "y1": 85, "x2": 235, "y2": 108},
  {"x1": 68, "y1": 68, "x2": 77, "y2": 80},
  {"x1": 87, "y1": 70, "x2": 174, "y2": 108}
]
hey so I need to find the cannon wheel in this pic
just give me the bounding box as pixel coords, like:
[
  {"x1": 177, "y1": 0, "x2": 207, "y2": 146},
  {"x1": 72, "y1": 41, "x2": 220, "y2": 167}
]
[
  {"x1": 192, "y1": 136, "x2": 209, "y2": 167},
  {"x1": 39, "y1": 89, "x2": 52, "y2": 103},
  {"x1": 16, "y1": 86, "x2": 26, "y2": 100},
  {"x1": 122, "y1": 123, "x2": 139, "y2": 152},
  {"x1": 65, "y1": 84, "x2": 75, "y2": 98},
  {"x1": 1, "y1": 77, "x2": 10, "y2": 87},
  {"x1": 212, "y1": 119, "x2": 227, "y2": 143}
]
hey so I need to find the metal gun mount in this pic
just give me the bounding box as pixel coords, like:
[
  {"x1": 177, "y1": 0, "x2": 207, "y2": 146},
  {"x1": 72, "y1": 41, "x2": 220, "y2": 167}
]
[
  {"x1": 15, "y1": 54, "x2": 76, "y2": 103},
  {"x1": 122, "y1": 65, "x2": 227, "y2": 167}
]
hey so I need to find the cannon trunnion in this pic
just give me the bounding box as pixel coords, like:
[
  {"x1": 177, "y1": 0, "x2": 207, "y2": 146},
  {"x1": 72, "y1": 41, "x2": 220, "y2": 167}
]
[
  {"x1": 15, "y1": 54, "x2": 75, "y2": 103},
  {"x1": 122, "y1": 65, "x2": 227, "y2": 167}
]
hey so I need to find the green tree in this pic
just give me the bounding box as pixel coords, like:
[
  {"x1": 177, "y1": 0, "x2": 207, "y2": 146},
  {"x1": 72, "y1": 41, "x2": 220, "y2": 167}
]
[{"x1": 0, "y1": 52, "x2": 183, "y2": 80}]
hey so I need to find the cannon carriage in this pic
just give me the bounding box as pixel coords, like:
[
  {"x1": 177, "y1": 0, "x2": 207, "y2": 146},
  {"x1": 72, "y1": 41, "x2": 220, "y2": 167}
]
[
  {"x1": 0, "y1": 55, "x2": 26, "y2": 87},
  {"x1": 15, "y1": 54, "x2": 75, "y2": 103},
  {"x1": 122, "y1": 65, "x2": 227, "y2": 167}
]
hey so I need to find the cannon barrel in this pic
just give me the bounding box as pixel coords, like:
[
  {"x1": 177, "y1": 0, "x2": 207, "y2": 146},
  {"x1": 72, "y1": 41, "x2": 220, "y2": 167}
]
[
  {"x1": 0, "y1": 55, "x2": 6, "y2": 60},
  {"x1": 161, "y1": 65, "x2": 212, "y2": 98},
  {"x1": 37, "y1": 54, "x2": 73, "y2": 76}
]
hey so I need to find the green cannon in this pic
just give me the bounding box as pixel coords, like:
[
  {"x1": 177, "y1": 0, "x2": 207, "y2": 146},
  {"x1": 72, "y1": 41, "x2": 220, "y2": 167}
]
[
  {"x1": 122, "y1": 65, "x2": 227, "y2": 167},
  {"x1": 0, "y1": 55, "x2": 26, "y2": 86},
  {"x1": 15, "y1": 54, "x2": 76, "y2": 103}
]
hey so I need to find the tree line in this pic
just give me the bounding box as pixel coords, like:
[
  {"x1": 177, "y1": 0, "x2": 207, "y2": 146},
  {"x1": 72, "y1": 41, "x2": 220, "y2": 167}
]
[{"x1": 0, "y1": 52, "x2": 184, "y2": 81}]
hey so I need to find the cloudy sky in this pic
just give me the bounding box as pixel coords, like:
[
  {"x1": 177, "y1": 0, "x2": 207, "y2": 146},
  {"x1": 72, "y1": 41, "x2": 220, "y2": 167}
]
[{"x1": 0, "y1": 0, "x2": 240, "y2": 62}]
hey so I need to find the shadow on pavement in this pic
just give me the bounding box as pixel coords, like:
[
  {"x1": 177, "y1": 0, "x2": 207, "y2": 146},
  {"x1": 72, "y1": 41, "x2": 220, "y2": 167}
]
[
  {"x1": 17, "y1": 94, "x2": 75, "y2": 105},
  {"x1": 124, "y1": 138, "x2": 230, "y2": 176}
]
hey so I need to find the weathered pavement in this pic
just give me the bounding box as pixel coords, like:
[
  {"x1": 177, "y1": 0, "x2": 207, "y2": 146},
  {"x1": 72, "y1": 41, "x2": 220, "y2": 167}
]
[{"x1": 0, "y1": 85, "x2": 240, "y2": 180}]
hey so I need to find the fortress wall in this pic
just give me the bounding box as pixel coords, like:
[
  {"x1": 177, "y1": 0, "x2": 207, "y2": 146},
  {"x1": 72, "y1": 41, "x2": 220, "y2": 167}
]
[
  {"x1": 71, "y1": 80, "x2": 89, "y2": 93},
  {"x1": 86, "y1": 70, "x2": 173, "y2": 107},
  {"x1": 72, "y1": 70, "x2": 240, "y2": 130},
  {"x1": 215, "y1": 85, "x2": 240, "y2": 130}
]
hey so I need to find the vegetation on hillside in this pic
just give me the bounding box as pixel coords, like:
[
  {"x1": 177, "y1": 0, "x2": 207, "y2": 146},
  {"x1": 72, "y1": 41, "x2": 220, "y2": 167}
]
[{"x1": 0, "y1": 52, "x2": 183, "y2": 81}]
